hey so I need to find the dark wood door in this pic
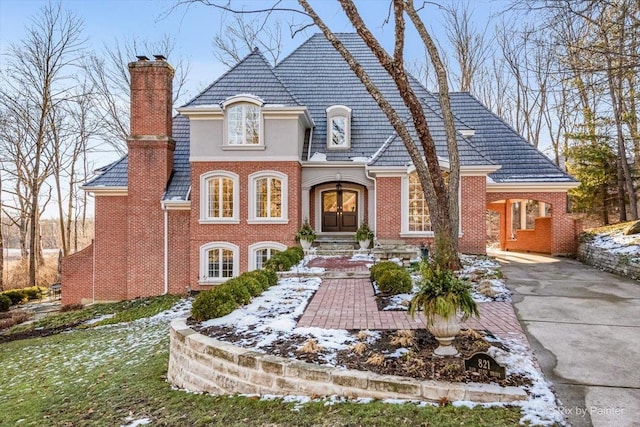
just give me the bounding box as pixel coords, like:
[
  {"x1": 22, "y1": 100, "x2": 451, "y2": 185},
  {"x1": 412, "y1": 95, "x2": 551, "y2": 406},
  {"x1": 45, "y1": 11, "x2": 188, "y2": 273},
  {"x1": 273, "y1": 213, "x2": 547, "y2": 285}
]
[{"x1": 322, "y1": 190, "x2": 358, "y2": 232}]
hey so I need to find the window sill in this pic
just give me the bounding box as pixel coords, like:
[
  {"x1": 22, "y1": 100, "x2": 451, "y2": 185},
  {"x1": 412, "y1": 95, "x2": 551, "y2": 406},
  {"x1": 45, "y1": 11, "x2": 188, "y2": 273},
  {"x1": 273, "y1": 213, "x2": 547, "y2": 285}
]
[
  {"x1": 198, "y1": 279, "x2": 226, "y2": 285},
  {"x1": 247, "y1": 219, "x2": 289, "y2": 225},
  {"x1": 199, "y1": 219, "x2": 240, "y2": 225},
  {"x1": 327, "y1": 145, "x2": 351, "y2": 150},
  {"x1": 222, "y1": 145, "x2": 266, "y2": 151},
  {"x1": 400, "y1": 232, "x2": 435, "y2": 238}
]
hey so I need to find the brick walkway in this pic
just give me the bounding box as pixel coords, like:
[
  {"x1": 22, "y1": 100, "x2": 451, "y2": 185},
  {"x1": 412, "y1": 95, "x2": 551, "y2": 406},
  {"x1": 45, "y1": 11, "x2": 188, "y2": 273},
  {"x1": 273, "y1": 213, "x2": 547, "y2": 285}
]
[{"x1": 297, "y1": 256, "x2": 527, "y2": 343}]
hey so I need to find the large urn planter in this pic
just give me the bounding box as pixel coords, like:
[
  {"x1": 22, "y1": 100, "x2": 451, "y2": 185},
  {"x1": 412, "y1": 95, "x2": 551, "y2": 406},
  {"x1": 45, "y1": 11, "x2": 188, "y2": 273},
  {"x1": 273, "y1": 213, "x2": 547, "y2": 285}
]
[
  {"x1": 427, "y1": 314, "x2": 463, "y2": 356},
  {"x1": 358, "y1": 239, "x2": 371, "y2": 250},
  {"x1": 409, "y1": 263, "x2": 480, "y2": 358},
  {"x1": 300, "y1": 239, "x2": 313, "y2": 251}
]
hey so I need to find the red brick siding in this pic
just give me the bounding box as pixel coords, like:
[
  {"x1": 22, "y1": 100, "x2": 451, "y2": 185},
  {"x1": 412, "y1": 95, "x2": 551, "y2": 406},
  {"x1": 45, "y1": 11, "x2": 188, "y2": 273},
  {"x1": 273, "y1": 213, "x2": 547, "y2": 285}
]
[
  {"x1": 487, "y1": 191, "x2": 578, "y2": 255},
  {"x1": 376, "y1": 176, "x2": 402, "y2": 239},
  {"x1": 168, "y1": 210, "x2": 190, "y2": 294},
  {"x1": 375, "y1": 175, "x2": 486, "y2": 254},
  {"x1": 506, "y1": 217, "x2": 552, "y2": 253},
  {"x1": 61, "y1": 243, "x2": 94, "y2": 306},
  {"x1": 94, "y1": 195, "x2": 129, "y2": 302},
  {"x1": 126, "y1": 59, "x2": 175, "y2": 299},
  {"x1": 189, "y1": 161, "x2": 302, "y2": 289},
  {"x1": 129, "y1": 60, "x2": 173, "y2": 137},
  {"x1": 459, "y1": 176, "x2": 486, "y2": 254}
]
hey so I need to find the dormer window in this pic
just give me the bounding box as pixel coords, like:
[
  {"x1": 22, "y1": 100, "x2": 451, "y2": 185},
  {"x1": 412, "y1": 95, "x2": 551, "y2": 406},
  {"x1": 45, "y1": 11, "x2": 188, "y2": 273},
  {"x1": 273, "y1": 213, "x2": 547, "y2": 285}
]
[
  {"x1": 326, "y1": 105, "x2": 351, "y2": 149},
  {"x1": 222, "y1": 95, "x2": 264, "y2": 148}
]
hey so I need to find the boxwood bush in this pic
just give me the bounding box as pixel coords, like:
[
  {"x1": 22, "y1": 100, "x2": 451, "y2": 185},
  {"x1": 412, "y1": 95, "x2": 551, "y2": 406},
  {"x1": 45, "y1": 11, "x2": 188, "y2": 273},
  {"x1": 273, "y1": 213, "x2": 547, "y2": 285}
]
[
  {"x1": 219, "y1": 280, "x2": 251, "y2": 305},
  {"x1": 243, "y1": 271, "x2": 270, "y2": 291},
  {"x1": 0, "y1": 294, "x2": 11, "y2": 312},
  {"x1": 262, "y1": 268, "x2": 279, "y2": 287},
  {"x1": 191, "y1": 287, "x2": 238, "y2": 321},
  {"x1": 263, "y1": 246, "x2": 304, "y2": 272},
  {"x1": 376, "y1": 268, "x2": 412, "y2": 295},
  {"x1": 370, "y1": 261, "x2": 403, "y2": 281}
]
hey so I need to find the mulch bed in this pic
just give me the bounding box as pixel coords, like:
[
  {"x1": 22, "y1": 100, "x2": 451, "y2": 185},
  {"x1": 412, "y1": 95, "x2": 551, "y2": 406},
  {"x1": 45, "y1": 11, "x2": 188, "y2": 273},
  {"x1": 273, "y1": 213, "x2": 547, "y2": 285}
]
[{"x1": 196, "y1": 323, "x2": 531, "y2": 388}]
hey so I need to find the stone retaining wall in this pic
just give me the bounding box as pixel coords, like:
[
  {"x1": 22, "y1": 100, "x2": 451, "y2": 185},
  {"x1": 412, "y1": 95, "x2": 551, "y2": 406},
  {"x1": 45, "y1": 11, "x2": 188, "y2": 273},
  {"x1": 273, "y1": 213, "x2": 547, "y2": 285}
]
[
  {"x1": 168, "y1": 318, "x2": 527, "y2": 403},
  {"x1": 577, "y1": 240, "x2": 640, "y2": 280}
]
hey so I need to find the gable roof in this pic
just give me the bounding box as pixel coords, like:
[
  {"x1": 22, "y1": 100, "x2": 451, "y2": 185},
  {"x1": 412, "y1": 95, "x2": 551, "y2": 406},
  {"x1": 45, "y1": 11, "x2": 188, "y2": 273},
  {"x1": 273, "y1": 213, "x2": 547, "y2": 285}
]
[
  {"x1": 184, "y1": 48, "x2": 300, "y2": 107},
  {"x1": 85, "y1": 33, "x2": 574, "y2": 198}
]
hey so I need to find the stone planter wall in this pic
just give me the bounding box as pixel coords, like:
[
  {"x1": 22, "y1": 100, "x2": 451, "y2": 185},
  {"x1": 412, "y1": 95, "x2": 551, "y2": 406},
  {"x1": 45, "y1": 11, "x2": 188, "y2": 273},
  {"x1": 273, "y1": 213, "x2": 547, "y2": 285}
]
[
  {"x1": 577, "y1": 240, "x2": 640, "y2": 280},
  {"x1": 168, "y1": 318, "x2": 526, "y2": 403}
]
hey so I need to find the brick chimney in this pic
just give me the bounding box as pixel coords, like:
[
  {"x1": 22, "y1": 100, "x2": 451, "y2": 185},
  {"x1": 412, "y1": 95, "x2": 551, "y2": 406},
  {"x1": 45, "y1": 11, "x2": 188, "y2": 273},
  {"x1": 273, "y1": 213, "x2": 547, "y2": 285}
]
[{"x1": 126, "y1": 55, "x2": 175, "y2": 299}]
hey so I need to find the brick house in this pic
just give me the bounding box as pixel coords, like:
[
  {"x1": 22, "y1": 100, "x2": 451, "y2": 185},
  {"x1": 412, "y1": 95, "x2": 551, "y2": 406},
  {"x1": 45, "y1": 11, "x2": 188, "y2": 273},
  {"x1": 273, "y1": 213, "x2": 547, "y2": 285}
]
[{"x1": 61, "y1": 34, "x2": 579, "y2": 305}]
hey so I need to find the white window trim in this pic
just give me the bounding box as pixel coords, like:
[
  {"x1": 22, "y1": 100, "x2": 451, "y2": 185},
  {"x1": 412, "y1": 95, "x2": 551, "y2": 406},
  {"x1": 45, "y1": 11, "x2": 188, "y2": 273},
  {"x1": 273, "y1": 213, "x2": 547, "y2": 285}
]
[
  {"x1": 248, "y1": 170, "x2": 289, "y2": 224},
  {"x1": 199, "y1": 171, "x2": 240, "y2": 224},
  {"x1": 400, "y1": 172, "x2": 462, "y2": 238},
  {"x1": 326, "y1": 105, "x2": 352, "y2": 150},
  {"x1": 222, "y1": 99, "x2": 264, "y2": 148},
  {"x1": 248, "y1": 241, "x2": 288, "y2": 271},
  {"x1": 199, "y1": 242, "x2": 239, "y2": 284}
]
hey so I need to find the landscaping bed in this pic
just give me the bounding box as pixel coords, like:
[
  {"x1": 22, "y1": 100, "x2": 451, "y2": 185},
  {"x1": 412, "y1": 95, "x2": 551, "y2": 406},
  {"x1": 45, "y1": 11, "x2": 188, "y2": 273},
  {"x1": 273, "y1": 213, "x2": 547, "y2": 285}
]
[{"x1": 376, "y1": 255, "x2": 512, "y2": 311}]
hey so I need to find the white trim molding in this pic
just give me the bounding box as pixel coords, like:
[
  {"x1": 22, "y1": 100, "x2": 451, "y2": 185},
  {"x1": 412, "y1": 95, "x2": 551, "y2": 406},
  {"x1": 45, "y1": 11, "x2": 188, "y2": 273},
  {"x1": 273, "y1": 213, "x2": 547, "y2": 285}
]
[
  {"x1": 248, "y1": 170, "x2": 289, "y2": 223},
  {"x1": 161, "y1": 200, "x2": 191, "y2": 210},
  {"x1": 199, "y1": 170, "x2": 240, "y2": 224},
  {"x1": 326, "y1": 105, "x2": 352, "y2": 150},
  {"x1": 248, "y1": 241, "x2": 288, "y2": 271},
  {"x1": 487, "y1": 182, "x2": 579, "y2": 192},
  {"x1": 81, "y1": 186, "x2": 128, "y2": 196},
  {"x1": 199, "y1": 242, "x2": 239, "y2": 284}
]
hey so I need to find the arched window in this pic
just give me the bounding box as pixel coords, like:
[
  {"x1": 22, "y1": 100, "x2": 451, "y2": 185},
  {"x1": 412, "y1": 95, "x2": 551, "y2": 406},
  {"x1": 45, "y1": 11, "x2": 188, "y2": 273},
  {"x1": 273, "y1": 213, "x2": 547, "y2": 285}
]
[
  {"x1": 326, "y1": 105, "x2": 351, "y2": 149},
  {"x1": 248, "y1": 242, "x2": 287, "y2": 270},
  {"x1": 199, "y1": 242, "x2": 239, "y2": 283},
  {"x1": 248, "y1": 171, "x2": 288, "y2": 223},
  {"x1": 199, "y1": 171, "x2": 239, "y2": 223},
  {"x1": 227, "y1": 103, "x2": 260, "y2": 145}
]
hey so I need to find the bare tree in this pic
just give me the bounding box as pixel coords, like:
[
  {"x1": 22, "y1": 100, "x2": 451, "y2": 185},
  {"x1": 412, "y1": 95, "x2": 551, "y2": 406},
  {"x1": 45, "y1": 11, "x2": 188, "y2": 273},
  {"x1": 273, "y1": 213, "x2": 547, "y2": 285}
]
[
  {"x1": 442, "y1": 1, "x2": 491, "y2": 92},
  {"x1": 1, "y1": 3, "x2": 84, "y2": 286},
  {"x1": 213, "y1": 14, "x2": 284, "y2": 66},
  {"x1": 86, "y1": 36, "x2": 191, "y2": 155}
]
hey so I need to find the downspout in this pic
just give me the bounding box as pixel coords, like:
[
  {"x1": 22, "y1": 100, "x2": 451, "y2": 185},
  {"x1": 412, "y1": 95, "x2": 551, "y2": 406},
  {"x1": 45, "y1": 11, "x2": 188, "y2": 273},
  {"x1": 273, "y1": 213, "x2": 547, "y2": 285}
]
[
  {"x1": 92, "y1": 238, "x2": 95, "y2": 304},
  {"x1": 163, "y1": 204, "x2": 169, "y2": 295},
  {"x1": 365, "y1": 166, "x2": 377, "y2": 243},
  {"x1": 306, "y1": 127, "x2": 314, "y2": 161}
]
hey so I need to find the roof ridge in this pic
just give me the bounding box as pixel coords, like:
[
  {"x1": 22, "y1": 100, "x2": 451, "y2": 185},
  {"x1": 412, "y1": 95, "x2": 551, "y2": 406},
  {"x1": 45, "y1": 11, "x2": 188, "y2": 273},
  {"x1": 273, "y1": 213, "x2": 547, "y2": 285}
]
[{"x1": 182, "y1": 49, "x2": 268, "y2": 108}]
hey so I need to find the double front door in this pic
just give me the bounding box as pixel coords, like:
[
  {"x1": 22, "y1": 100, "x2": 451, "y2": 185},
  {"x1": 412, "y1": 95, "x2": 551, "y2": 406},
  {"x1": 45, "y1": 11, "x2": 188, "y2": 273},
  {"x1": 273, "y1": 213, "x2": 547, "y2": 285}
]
[{"x1": 322, "y1": 189, "x2": 358, "y2": 232}]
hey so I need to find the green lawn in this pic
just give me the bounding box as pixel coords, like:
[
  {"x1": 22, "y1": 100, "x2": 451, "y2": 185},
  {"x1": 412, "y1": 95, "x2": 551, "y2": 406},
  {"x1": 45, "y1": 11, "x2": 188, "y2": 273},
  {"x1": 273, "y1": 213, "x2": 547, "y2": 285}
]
[{"x1": 0, "y1": 298, "x2": 524, "y2": 426}]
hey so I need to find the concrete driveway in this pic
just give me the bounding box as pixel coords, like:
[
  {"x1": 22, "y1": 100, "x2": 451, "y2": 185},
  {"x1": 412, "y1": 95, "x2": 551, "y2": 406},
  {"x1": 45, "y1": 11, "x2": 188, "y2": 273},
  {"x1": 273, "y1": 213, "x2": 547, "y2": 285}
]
[{"x1": 493, "y1": 251, "x2": 640, "y2": 427}]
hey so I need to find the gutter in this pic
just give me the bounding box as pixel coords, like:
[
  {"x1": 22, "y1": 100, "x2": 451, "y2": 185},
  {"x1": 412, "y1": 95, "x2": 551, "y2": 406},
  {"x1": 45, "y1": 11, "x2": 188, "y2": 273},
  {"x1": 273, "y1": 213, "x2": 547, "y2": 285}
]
[{"x1": 163, "y1": 205, "x2": 169, "y2": 295}]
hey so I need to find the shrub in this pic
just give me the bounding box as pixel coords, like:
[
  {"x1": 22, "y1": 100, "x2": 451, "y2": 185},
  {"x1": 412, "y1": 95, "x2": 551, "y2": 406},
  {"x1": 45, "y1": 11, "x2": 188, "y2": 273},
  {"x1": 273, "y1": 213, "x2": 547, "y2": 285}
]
[
  {"x1": 219, "y1": 280, "x2": 252, "y2": 305},
  {"x1": 191, "y1": 287, "x2": 238, "y2": 321},
  {"x1": 281, "y1": 249, "x2": 301, "y2": 265},
  {"x1": 264, "y1": 252, "x2": 294, "y2": 272},
  {"x1": 23, "y1": 286, "x2": 44, "y2": 300},
  {"x1": 370, "y1": 261, "x2": 403, "y2": 281},
  {"x1": 376, "y1": 269, "x2": 412, "y2": 295},
  {"x1": 0, "y1": 294, "x2": 11, "y2": 312},
  {"x1": 238, "y1": 275, "x2": 264, "y2": 296},
  {"x1": 262, "y1": 268, "x2": 279, "y2": 287},
  {"x1": 60, "y1": 303, "x2": 83, "y2": 312},
  {"x1": 288, "y1": 246, "x2": 304, "y2": 261},
  {"x1": 243, "y1": 271, "x2": 270, "y2": 291},
  {"x1": 3, "y1": 290, "x2": 27, "y2": 306}
]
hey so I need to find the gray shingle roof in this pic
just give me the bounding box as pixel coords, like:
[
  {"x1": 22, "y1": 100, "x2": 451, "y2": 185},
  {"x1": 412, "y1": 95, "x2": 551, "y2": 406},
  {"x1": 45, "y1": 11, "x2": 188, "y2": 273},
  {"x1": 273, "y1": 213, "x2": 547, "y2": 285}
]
[
  {"x1": 85, "y1": 33, "x2": 574, "y2": 197},
  {"x1": 184, "y1": 48, "x2": 300, "y2": 107},
  {"x1": 164, "y1": 114, "x2": 190, "y2": 200},
  {"x1": 84, "y1": 156, "x2": 128, "y2": 187},
  {"x1": 274, "y1": 33, "x2": 490, "y2": 165},
  {"x1": 448, "y1": 92, "x2": 575, "y2": 183}
]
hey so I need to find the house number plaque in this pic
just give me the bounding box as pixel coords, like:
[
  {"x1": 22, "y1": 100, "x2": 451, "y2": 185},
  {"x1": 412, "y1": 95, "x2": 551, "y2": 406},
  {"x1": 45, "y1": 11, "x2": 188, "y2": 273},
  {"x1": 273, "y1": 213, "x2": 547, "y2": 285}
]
[{"x1": 464, "y1": 352, "x2": 506, "y2": 380}]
